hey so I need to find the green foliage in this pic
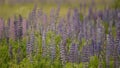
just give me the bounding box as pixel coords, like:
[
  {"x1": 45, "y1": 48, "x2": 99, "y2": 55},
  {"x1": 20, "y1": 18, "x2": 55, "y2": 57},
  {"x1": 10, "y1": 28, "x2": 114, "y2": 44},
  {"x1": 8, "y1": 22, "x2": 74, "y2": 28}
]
[
  {"x1": 55, "y1": 35, "x2": 62, "y2": 45},
  {"x1": 46, "y1": 31, "x2": 55, "y2": 45},
  {"x1": 79, "y1": 38, "x2": 86, "y2": 51},
  {"x1": 101, "y1": 60, "x2": 107, "y2": 68},
  {"x1": 65, "y1": 63, "x2": 74, "y2": 68},
  {"x1": 79, "y1": 13, "x2": 83, "y2": 21},
  {"x1": 0, "y1": 45, "x2": 10, "y2": 68},
  {"x1": 103, "y1": 21, "x2": 109, "y2": 34},
  {"x1": 109, "y1": 61, "x2": 114, "y2": 68},
  {"x1": 88, "y1": 56, "x2": 99, "y2": 68},
  {"x1": 65, "y1": 63, "x2": 84, "y2": 68},
  {"x1": 78, "y1": 63, "x2": 84, "y2": 68},
  {"x1": 113, "y1": 0, "x2": 120, "y2": 9}
]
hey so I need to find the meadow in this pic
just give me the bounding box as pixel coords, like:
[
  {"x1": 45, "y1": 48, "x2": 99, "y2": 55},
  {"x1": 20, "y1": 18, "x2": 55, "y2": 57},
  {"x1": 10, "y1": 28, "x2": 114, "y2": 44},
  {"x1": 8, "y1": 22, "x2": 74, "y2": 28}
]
[{"x1": 0, "y1": 0, "x2": 120, "y2": 68}]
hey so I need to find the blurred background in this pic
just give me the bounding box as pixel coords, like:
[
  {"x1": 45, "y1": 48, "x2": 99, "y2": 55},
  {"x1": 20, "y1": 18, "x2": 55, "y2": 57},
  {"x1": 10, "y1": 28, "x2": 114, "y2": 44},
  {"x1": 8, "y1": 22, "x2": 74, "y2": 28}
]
[{"x1": 0, "y1": 0, "x2": 117, "y2": 19}]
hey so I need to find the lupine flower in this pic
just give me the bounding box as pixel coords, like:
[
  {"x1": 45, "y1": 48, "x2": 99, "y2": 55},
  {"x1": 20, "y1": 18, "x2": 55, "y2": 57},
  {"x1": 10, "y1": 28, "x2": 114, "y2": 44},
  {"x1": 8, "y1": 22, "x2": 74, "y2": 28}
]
[
  {"x1": 66, "y1": 8, "x2": 72, "y2": 37},
  {"x1": 50, "y1": 8, "x2": 55, "y2": 31},
  {"x1": 55, "y1": 5, "x2": 60, "y2": 20},
  {"x1": 42, "y1": 14, "x2": 47, "y2": 32},
  {"x1": 60, "y1": 40, "x2": 67, "y2": 65},
  {"x1": 0, "y1": 18, "x2": 4, "y2": 39},
  {"x1": 22, "y1": 19, "x2": 27, "y2": 37},
  {"x1": 31, "y1": 5, "x2": 37, "y2": 22},
  {"x1": 95, "y1": 18, "x2": 104, "y2": 56},
  {"x1": 30, "y1": 32, "x2": 35, "y2": 53},
  {"x1": 107, "y1": 21, "x2": 114, "y2": 56},
  {"x1": 58, "y1": 18, "x2": 67, "y2": 40},
  {"x1": 2, "y1": 20, "x2": 6, "y2": 39},
  {"x1": 50, "y1": 42, "x2": 56, "y2": 62},
  {"x1": 66, "y1": 8, "x2": 71, "y2": 22},
  {"x1": 113, "y1": 20, "x2": 120, "y2": 67},
  {"x1": 54, "y1": 5, "x2": 60, "y2": 33},
  {"x1": 88, "y1": 7, "x2": 93, "y2": 19},
  {"x1": 90, "y1": 40, "x2": 95, "y2": 56},
  {"x1": 37, "y1": 8, "x2": 43, "y2": 34},
  {"x1": 9, "y1": 17, "x2": 15, "y2": 40},
  {"x1": 69, "y1": 43, "x2": 79, "y2": 63},
  {"x1": 106, "y1": 34, "x2": 111, "y2": 67},
  {"x1": 17, "y1": 47, "x2": 22, "y2": 64},
  {"x1": 116, "y1": 21, "x2": 120, "y2": 39},
  {"x1": 89, "y1": 22, "x2": 96, "y2": 56},
  {"x1": 83, "y1": 18, "x2": 88, "y2": 40},
  {"x1": 34, "y1": 41, "x2": 39, "y2": 56},
  {"x1": 117, "y1": 11, "x2": 120, "y2": 20},
  {"x1": 26, "y1": 32, "x2": 35, "y2": 62},
  {"x1": 114, "y1": 37, "x2": 119, "y2": 68},
  {"x1": 102, "y1": 8, "x2": 110, "y2": 22},
  {"x1": 97, "y1": 10, "x2": 103, "y2": 20},
  {"x1": 5, "y1": 18, "x2": 11, "y2": 44},
  {"x1": 72, "y1": 8, "x2": 80, "y2": 36},
  {"x1": 93, "y1": 13, "x2": 97, "y2": 21},
  {"x1": 26, "y1": 37, "x2": 31, "y2": 57},
  {"x1": 81, "y1": 45, "x2": 90, "y2": 62},
  {"x1": 18, "y1": 15, "x2": 23, "y2": 40},
  {"x1": 42, "y1": 30, "x2": 47, "y2": 57},
  {"x1": 14, "y1": 16, "x2": 18, "y2": 41},
  {"x1": 28, "y1": 5, "x2": 37, "y2": 30},
  {"x1": 37, "y1": 8, "x2": 43, "y2": 18},
  {"x1": 9, "y1": 45, "x2": 13, "y2": 59}
]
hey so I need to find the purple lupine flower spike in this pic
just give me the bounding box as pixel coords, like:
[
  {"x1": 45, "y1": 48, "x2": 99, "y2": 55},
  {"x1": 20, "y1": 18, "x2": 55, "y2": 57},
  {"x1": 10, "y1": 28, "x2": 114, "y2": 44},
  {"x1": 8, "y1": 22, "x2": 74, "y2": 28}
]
[
  {"x1": 6, "y1": 18, "x2": 10, "y2": 44},
  {"x1": 9, "y1": 45, "x2": 13, "y2": 59},
  {"x1": 81, "y1": 45, "x2": 90, "y2": 62},
  {"x1": 113, "y1": 20, "x2": 120, "y2": 67},
  {"x1": 106, "y1": 34, "x2": 111, "y2": 68},
  {"x1": 9, "y1": 17, "x2": 15, "y2": 40},
  {"x1": 60, "y1": 40, "x2": 67, "y2": 65},
  {"x1": 22, "y1": 19, "x2": 27, "y2": 37},
  {"x1": 26, "y1": 31, "x2": 35, "y2": 62},
  {"x1": 17, "y1": 47, "x2": 22, "y2": 64},
  {"x1": 0, "y1": 18, "x2": 4, "y2": 39},
  {"x1": 42, "y1": 30, "x2": 47, "y2": 57},
  {"x1": 50, "y1": 40, "x2": 56, "y2": 62},
  {"x1": 18, "y1": 15, "x2": 23, "y2": 40},
  {"x1": 14, "y1": 16, "x2": 18, "y2": 41},
  {"x1": 69, "y1": 43, "x2": 79, "y2": 63},
  {"x1": 50, "y1": 8, "x2": 55, "y2": 31}
]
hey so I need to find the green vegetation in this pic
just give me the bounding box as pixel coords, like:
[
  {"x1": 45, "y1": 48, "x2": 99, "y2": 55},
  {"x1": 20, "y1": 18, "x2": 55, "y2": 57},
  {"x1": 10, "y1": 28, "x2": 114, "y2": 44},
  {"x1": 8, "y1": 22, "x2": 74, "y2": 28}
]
[
  {"x1": 0, "y1": 0, "x2": 113, "y2": 20},
  {"x1": 113, "y1": 0, "x2": 120, "y2": 9}
]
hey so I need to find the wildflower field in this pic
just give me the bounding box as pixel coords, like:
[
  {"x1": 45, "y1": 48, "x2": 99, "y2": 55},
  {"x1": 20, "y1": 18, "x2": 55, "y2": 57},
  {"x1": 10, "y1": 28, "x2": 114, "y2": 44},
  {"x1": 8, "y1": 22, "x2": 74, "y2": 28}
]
[{"x1": 0, "y1": 0, "x2": 120, "y2": 68}]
